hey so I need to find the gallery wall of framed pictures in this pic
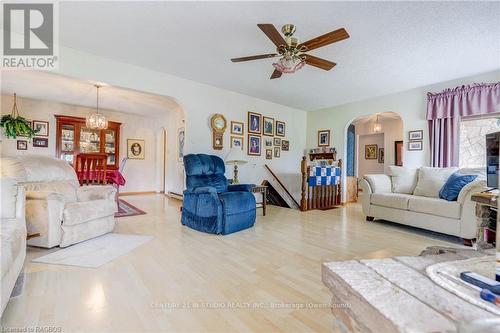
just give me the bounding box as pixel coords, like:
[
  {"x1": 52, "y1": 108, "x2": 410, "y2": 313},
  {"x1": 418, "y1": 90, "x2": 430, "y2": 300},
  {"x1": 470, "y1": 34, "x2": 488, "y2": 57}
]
[{"x1": 408, "y1": 130, "x2": 423, "y2": 151}]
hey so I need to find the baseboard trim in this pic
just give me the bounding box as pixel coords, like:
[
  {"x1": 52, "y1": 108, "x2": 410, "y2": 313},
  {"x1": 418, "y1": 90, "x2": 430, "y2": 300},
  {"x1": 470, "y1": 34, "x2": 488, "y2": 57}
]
[{"x1": 119, "y1": 191, "x2": 157, "y2": 196}]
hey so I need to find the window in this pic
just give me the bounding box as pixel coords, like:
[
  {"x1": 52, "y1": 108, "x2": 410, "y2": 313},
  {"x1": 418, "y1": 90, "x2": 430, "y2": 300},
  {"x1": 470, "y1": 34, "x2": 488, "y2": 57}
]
[{"x1": 459, "y1": 117, "x2": 500, "y2": 168}]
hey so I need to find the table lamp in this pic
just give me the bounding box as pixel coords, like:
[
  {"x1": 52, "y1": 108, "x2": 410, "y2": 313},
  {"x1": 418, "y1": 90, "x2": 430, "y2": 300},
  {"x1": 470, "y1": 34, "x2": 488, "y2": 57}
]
[{"x1": 225, "y1": 148, "x2": 248, "y2": 184}]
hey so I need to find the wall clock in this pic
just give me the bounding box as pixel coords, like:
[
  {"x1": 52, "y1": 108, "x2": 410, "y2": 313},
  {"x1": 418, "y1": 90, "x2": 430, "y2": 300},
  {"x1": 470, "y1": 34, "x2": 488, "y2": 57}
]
[{"x1": 210, "y1": 113, "x2": 227, "y2": 150}]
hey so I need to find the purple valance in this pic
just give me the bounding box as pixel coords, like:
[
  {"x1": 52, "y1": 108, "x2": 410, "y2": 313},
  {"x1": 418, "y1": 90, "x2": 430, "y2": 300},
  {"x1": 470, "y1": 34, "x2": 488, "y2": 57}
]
[{"x1": 426, "y1": 82, "x2": 500, "y2": 120}]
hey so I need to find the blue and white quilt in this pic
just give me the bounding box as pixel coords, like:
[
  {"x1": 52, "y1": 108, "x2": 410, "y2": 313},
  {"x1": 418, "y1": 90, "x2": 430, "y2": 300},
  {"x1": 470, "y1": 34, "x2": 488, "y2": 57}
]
[{"x1": 308, "y1": 166, "x2": 341, "y2": 186}]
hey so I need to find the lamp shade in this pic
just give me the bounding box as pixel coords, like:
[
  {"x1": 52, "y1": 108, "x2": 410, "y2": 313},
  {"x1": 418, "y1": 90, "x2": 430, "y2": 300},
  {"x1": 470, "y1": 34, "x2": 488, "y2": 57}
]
[{"x1": 225, "y1": 148, "x2": 248, "y2": 164}]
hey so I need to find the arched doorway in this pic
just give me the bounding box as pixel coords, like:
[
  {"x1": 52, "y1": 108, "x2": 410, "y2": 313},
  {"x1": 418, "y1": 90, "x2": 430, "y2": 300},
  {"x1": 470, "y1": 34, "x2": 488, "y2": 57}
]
[{"x1": 345, "y1": 112, "x2": 404, "y2": 202}]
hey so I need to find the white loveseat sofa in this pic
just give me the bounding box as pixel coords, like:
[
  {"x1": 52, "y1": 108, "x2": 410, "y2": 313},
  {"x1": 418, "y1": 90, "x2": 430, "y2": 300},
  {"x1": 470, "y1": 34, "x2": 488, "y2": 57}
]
[
  {"x1": 1, "y1": 156, "x2": 117, "y2": 248},
  {"x1": 1, "y1": 178, "x2": 26, "y2": 316},
  {"x1": 359, "y1": 166, "x2": 487, "y2": 242}
]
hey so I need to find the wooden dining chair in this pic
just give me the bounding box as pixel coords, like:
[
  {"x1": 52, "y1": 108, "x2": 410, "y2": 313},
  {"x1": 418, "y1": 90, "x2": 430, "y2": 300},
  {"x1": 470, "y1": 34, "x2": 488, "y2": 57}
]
[{"x1": 74, "y1": 153, "x2": 108, "y2": 185}]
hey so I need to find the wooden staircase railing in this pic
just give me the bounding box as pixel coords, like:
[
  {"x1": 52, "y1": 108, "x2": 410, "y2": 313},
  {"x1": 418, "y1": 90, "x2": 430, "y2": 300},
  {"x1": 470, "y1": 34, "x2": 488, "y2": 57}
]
[{"x1": 263, "y1": 164, "x2": 300, "y2": 208}]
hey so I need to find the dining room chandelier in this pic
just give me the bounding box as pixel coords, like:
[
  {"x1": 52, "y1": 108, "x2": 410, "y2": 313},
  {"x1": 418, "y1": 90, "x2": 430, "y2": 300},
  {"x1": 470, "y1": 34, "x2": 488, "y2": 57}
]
[{"x1": 86, "y1": 84, "x2": 108, "y2": 130}]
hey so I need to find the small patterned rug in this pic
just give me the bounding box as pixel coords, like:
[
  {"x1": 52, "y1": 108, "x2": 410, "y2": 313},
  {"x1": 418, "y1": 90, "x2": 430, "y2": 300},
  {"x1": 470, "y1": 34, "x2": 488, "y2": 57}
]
[{"x1": 115, "y1": 199, "x2": 146, "y2": 218}]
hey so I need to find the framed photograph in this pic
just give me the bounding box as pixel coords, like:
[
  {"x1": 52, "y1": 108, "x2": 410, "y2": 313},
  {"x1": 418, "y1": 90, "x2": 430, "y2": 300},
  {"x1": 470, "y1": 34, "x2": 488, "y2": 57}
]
[
  {"x1": 281, "y1": 140, "x2": 289, "y2": 151},
  {"x1": 408, "y1": 130, "x2": 423, "y2": 141},
  {"x1": 264, "y1": 138, "x2": 273, "y2": 147},
  {"x1": 408, "y1": 141, "x2": 423, "y2": 151},
  {"x1": 275, "y1": 120, "x2": 285, "y2": 137},
  {"x1": 317, "y1": 129, "x2": 330, "y2": 147},
  {"x1": 263, "y1": 116, "x2": 274, "y2": 136},
  {"x1": 274, "y1": 147, "x2": 281, "y2": 158},
  {"x1": 378, "y1": 148, "x2": 385, "y2": 163},
  {"x1": 17, "y1": 140, "x2": 27, "y2": 150},
  {"x1": 247, "y1": 134, "x2": 261, "y2": 156},
  {"x1": 230, "y1": 121, "x2": 244, "y2": 135},
  {"x1": 177, "y1": 128, "x2": 185, "y2": 162},
  {"x1": 266, "y1": 149, "x2": 272, "y2": 160},
  {"x1": 32, "y1": 120, "x2": 49, "y2": 137},
  {"x1": 231, "y1": 136, "x2": 243, "y2": 150},
  {"x1": 32, "y1": 137, "x2": 48, "y2": 148},
  {"x1": 395, "y1": 141, "x2": 403, "y2": 166},
  {"x1": 248, "y1": 112, "x2": 262, "y2": 134},
  {"x1": 273, "y1": 137, "x2": 281, "y2": 146},
  {"x1": 127, "y1": 139, "x2": 145, "y2": 159},
  {"x1": 365, "y1": 144, "x2": 378, "y2": 159}
]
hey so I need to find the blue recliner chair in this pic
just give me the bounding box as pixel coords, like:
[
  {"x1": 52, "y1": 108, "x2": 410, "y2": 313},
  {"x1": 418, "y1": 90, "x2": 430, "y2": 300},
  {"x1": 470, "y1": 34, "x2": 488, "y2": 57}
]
[{"x1": 181, "y1": 154, "x2": 256, "y2": 235}]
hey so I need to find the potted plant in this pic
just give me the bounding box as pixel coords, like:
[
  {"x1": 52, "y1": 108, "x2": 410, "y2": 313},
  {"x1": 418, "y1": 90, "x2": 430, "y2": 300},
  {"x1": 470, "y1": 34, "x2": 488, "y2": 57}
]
[{"x1": 1, "y1": 93, "x2": 38, "y2": 139}]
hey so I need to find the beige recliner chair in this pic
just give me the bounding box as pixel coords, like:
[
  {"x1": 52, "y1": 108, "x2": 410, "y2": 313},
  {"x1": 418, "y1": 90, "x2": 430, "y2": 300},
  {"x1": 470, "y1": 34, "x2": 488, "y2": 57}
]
[
  {"x1": 1, "y1": 156, "x2": 117, "y2": 248},
  {"x1": 1, "y1": 178, "x2": 26, "y2": 316}
]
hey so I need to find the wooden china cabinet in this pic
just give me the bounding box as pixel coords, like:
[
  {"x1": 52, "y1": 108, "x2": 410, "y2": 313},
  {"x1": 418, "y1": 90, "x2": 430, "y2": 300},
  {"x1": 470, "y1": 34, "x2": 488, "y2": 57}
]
[{"x1": 55, "y1": 115, "x2": 122, "y2": 170}]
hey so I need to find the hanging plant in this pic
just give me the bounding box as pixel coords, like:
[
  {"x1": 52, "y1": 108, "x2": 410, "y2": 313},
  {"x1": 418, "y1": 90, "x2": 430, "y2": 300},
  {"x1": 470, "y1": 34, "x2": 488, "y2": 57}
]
[{"x1": 0, "y1": 93, "x2": 38, "y2": 139}]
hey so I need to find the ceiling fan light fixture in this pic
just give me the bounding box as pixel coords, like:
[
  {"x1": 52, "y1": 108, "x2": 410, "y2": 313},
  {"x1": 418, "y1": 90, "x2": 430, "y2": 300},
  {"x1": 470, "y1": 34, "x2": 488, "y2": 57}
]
[{"x1": 273, "y1": 56, "x2": 305, "y2": 74}]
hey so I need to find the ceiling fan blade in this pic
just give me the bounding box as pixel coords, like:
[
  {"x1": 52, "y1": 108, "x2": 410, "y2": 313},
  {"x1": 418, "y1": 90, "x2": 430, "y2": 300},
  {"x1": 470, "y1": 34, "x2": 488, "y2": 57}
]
[
  {"x1": 304, "y1": 54, "x2": 336, "y2": 71},
  {"x1": 257, "y1": 24, "x2": 286, "y2": 47},
  {"x1": 298, "y1": 28, "x2": 349, "y2": 52},
  {"x1": 270, "y1": 69, "x2": 282, "y2": 79},
  {"x1": 231, "y1": 54, "x2": 278, "y2": 63}
]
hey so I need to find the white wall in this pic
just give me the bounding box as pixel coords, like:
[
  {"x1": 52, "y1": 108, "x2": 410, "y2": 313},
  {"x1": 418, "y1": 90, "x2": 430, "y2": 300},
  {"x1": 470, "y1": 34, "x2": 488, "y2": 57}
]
[
  {"x1": 48, "y1": 46, "x2": 307, "y2": 197},
  {"x1": 307, "y1": 70, "x2": 500, "y2": 200},
  {"x1": 0, "y1": 95, "x2": 177, "y2": 193},
  {"x1": 357, "y1": 133, "x2": 384, "y2": 177}
]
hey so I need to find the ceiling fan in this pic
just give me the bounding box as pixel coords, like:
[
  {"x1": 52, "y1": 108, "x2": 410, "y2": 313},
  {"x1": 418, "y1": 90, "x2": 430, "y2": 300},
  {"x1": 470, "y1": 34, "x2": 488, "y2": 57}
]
[{"x1": 231, "y1": 24, "x2": 349, "y2": 79}]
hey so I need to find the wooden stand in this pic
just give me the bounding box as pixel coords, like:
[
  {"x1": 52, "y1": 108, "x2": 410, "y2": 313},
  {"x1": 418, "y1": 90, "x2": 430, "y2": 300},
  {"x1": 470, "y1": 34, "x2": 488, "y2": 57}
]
[{"x1": 300, "y1": 156, "x2": 342, "y2": 211}]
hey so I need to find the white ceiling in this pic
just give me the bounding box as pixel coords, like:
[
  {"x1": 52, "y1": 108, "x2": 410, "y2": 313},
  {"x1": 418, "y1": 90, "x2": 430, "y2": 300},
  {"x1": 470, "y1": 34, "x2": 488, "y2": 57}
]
[
  {"x1": 57, "y1": 1, "x2": 500, "y2": 111},
  {"x1": 1, "y1": 71, "x2": 180, "y2": 117},
  {"x1": 352, "y1": 112, "x2": 401, "y2": 125}
]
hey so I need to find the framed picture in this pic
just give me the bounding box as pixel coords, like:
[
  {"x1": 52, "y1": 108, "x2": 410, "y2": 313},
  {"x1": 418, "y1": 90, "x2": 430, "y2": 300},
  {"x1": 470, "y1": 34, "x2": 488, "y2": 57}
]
[
  {"x1": 408, "y1": 141, "x2": 423, "y2": 151},
  {"x1": 127, "y1": 139, "x2": 145, "y2": 159},
  {"x1": 395, "y1": 141, "x2": 403, "y2": 166},
  {"x1": 274, "y1": 147, "x2": 281, "y2": 158},
  {"x1": 275, "y1": 120, "x2": 285, "y2": 137},
  {"x1": 317, "y1": 129, "x2": 330, "y2": 147},
  {"x1": 32, "y1": 137, "x2": 48, "y2": 148},
  {"x1": 365, "y1": 144, "x2": 378, "y2": 159},
  {"x1": 231, "y1": 136, "x2": 243, "y2": 150},
  {"x1": 247, "y1": 134, "x2": 261, "y2": 156},
  {"x1": 248, "y1": 112, "x2": 262, "y2": 134},
  {"x1": 32, "y1": 120, "x2": 49, "y2": 137},
  {"x1": 231, "y1": 121, "x2": 244, "y2": 135},
  {"x1": 378, "y1": 148, "x2": 385, "y2": 163},
  {"x1": 266, "y1": 149, "x2": 272, "y2": 160},
  {"x1": 281, "y1": 140, "x2": 289, "y2": 151},
  {"x1": 408, "y1": 130, "x2": 423, "y2": 141},
  {"x1": 273, "y1": 137, "x2": 281, "y2": 146},
  {"x1": 17, "y1": 140, "x2": 27, "y2": 150},
  {"x1": 264, "y1": 138, "x2": 273, "y2": 147},
  {"x1": 263, "y1": 117, "x2": 274, "y2": 136},
  {"x1": 177, "y1": 127, "x2": 185, "y2": 162}
]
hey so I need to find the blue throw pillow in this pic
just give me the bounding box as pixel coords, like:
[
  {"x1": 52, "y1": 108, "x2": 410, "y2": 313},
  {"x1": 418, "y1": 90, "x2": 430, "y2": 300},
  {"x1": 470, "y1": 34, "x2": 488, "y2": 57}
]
[{"x1": 439, "y1": 173, "x2": 477, "y2": 201}]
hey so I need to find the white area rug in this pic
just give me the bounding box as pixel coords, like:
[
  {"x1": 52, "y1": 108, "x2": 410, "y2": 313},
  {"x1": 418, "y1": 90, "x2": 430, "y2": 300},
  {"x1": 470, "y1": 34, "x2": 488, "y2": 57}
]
[{"x1": 32, "y1": 233, "x2": 152, "y2": 268}]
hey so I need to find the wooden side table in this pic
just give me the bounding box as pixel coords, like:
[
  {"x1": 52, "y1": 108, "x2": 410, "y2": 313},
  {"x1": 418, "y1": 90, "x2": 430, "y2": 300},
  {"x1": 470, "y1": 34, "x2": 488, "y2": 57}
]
[{"x1": 251, "y1": 185, "x2": 267, "y2": 216}]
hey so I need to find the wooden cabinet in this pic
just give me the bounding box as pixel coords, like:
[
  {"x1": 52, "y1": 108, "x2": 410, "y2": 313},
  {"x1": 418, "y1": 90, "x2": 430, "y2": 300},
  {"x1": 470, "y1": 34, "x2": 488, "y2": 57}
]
[{"x1": 55, "y1": 115, "x2": 121, "y2": 170}]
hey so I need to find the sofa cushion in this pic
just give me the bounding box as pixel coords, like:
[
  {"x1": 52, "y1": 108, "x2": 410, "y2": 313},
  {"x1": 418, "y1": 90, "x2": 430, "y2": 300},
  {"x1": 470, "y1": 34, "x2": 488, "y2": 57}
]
[
  {"x1": 1, "y1": 218, "x2": 26, "y2": 279},
  {"x1": 439, "y1": 173, "x2": 477, "y2": 201},
  {"x1": 63, "y1": 199, "x2": 117, "y2": 226},
  {"x1": 371, "y1": 193, "x2": 412, "y2": 210},
  {"x1": 23, "y1": 180, "x2": 79, "y2": 203},
  {"x1": 219, "y1": 191, "x2": 256, "y2": 214},
  {"x1": 364, "y1": 174, "x2": 392, "y2": 193},
  {"x1": 413, "y1": 167, "x2": 459, "y2": 198},
  {"x1": 408, "y1": 196, "x2": 461, "y2": 219},
  {"x1": 387, "y1": 166, "x2": 418, "y2": 194},
  {"x1": 18, "y1": 155, "x2": 78, "y2": 182}
]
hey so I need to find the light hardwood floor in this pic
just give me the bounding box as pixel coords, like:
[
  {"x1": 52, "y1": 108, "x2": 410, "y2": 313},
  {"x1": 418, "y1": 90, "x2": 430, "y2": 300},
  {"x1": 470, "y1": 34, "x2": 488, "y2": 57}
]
[{"x1": 1, "y1": 194, "x2": 457, "y2": 332}]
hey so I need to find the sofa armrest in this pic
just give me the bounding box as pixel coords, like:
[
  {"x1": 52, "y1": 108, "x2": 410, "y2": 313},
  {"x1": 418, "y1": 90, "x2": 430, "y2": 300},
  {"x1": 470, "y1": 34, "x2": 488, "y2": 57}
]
[
  {"x1": 227, "y1": 184, "x2": 255, "y2": 192},
  {"x1": 76, "y1": 185, "x2": 116, "y2": 202},
  {"x1": 457, "y1": 180, "x2": 488, "y2": 204},
  {"x1": 363, "y1": 174, "x2": 392, "y2": 193},
  {"x1": 358, "y1": 178, "x2": 373, "y2": 216}
]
